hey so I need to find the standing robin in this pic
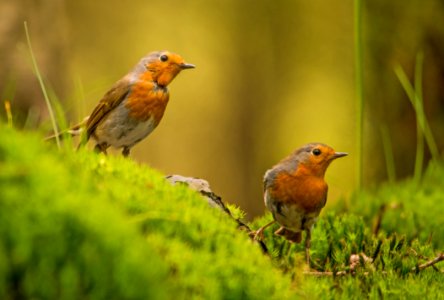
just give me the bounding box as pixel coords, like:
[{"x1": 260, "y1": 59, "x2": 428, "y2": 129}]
[
  {"x1": 60, "y1": 50, "x2": 194, "y2": 156},
  {"x1": 254, "y1": 143, "x2": 347, "y2": 265}
]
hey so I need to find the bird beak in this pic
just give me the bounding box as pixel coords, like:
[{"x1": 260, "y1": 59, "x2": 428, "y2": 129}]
[
  {"x1": 179, "y1": 63, "x2": 195, "y2": 69},
  {"x1": 332, "y1": 152, "x2": 348, "y2": 159}
]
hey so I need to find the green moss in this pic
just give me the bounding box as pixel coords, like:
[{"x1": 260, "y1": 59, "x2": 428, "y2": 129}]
[
  {"x1": 0, "y1": 127, "x2": 169, "y2": 299},
  {"x1": 2, "y1": 125, "x2": 443, "y2": 299},
  {"x1": 0, "y1": 126, "x2": 294, "y2": 299},
  {"x1": 336, "y1": 161, "x2": 444, "y2": 249},
  {"x1": 254, "y1": 209, "x2": 444, "y2": 299}
]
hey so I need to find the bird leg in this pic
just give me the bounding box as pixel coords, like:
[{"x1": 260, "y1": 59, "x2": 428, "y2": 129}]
[
  {"x1": 94, "y1": 143, "x2": 108, "y2": 155},
  {"x1": 275, "y1": 227, "x2": 302, "y2": 243},
  {"x1": 122, "y1": 146, "x2": 131, "y2": 157},
  {"x1": 250, "y1": 220, "x2": 275, "y2": 241},
  {"x1": 305, "y1": 228, "x2": 312, "y2": 266}
]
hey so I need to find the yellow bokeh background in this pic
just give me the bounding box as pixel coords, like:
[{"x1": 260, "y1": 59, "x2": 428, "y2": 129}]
[{"x1": 1, "y1": 0, "x2": 443, "y2": 218}]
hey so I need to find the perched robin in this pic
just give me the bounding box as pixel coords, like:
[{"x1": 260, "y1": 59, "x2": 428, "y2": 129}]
[
  {"x1": 46, "y1": 51, "x2": 195, "y2": 156},
  {"x1": 254, "y1": 143, "x2": 347, "y2": 265}
]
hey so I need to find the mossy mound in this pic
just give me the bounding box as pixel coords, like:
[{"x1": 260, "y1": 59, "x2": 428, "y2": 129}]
[
  {"x1": 0, "y1": 126, "x2": 294, "y2": 299},
  {"x1": 338, "y1": 162, "x2": 444, "y2": 249},
  {"x1": 3, "y1": 126, "x2": 443, "y2": 299}
]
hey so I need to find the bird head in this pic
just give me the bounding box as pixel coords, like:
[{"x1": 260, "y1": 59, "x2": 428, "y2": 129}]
[
  {"x1": 291, "y1": 143, "x2": 347, "y2": 177},
  {"x1": 140, "y1": 50, "x2": 195, "y2": 87}
]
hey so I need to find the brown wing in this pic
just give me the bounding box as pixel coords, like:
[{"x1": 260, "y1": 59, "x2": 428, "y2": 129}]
[
  {"x1": 86, "y1": 76, "x2": 133, "y2": 139},
  {"x1": 263, "y1": 159, "x2": 299, "y2": 191}
]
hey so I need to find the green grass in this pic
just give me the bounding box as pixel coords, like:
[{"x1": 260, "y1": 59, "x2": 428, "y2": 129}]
[
  {"x1": 339, "y1": 161, "x2": 444, "y2": 249},
  {"x1": 0, "y1": 126, "x2": 294, "y2": 299},
  {"x1": 24, "y1": 21, "x2": 61, "y2": 149},
  {"x1": 413, "y1": 52, "x2": 425, "y2": 183},
  {"x1": 395, "y1": 55, "x2": 440, "y2": 164},
  {"x1": 380, "y1": 124, "x2": 397, "y2": 183},
  {"x1": 354, "y1": 0, "x2": 364, "y2": 190},
  {"x1": 2, "y1": 123, "x2": 444, "y2": 299}
]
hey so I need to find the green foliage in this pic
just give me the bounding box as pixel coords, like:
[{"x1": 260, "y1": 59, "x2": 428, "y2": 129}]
[
  {"x1": 0, "y1": 126, "x2": 294, "y2": 299},
  {"x1": 225, "y1": 203, "x2": 247, "y2": 221},
  {"x1": 253, "y1": 161, "x2": 444, "y2": 298},
  {"x1": 24, "y1": 21, "x2": 61, "y2": 148},
  {"x1": 339, "y1": 161, "x2": 444, "y2": 249},
  {"x1": 2, "y1": 125, "x2": 443, "y2": 299},
  {"x1": 354, "y1": 0, "x2": 364, "y2": 190},
  {"x1": 254, "y1": 210, "x2": 443, "y2": 299},
  {"x1": 395, "y1": 55, "x2": 440, "y2": 162},
  {"x1": 0, "y1": 127, "x2": 168, "y2": 299},
  {"x1": 300, "y1": 229, "x2": 443, "y2": 299}
]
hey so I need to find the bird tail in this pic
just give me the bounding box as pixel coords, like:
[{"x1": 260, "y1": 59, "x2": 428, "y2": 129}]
[
  {"x1": 44, "y1": 116, "x2": 89, "y2": 141},
  {"x1": 274, "y1": 227, "x2": 302, "y2": 243}
]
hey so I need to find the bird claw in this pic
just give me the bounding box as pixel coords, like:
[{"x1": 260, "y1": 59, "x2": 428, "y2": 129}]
[
  {"x1": 305, "y1": 253, "x2": 311, "y2": 267},
  {"x1": 249, "y1": 220, "x2": 275, "y2": 241},
  {"x1": 249, "y1": 228, "x2": 265, "y2": 241}
]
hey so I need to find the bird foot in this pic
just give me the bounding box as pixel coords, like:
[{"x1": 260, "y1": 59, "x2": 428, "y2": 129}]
[
  {"x1": 274, "y1": 227, "x2": 302, "y2": 243},
  {"x1": 94, "y1": 143, "x2": 108, "y2": 155},
  {"x1": 249, "y1": 220, "x2": 275, "y2": 241},
  {"x1": 250, "y1": 227, "x2": 265, "y2": 241},
  {"x1": 122, "y1": 147, "x2": 130, "y2": 157}
]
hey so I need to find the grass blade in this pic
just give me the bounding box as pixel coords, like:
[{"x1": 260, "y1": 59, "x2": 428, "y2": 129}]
[
  {"x1": 394, "y1": 60, "x2": 440, "y2": 162},
  {"x1": 413, "y1": 52, "x2": 425, "y2": 182},
  {"x1": 380, "y1": 125, "x2": 396, "y2": 183},
  {"x1": 4, "y1": 101, "x2": 13, "y2": 128},
  {"x1": 354, "y1": 0, "x2": 364, "y2": 190},
  {"x1": 24, "y1": 21, "x2": 61, "y2": 149}
]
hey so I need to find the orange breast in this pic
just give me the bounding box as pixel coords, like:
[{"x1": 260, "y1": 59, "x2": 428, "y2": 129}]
[
  {"x1": 269, "y1": 172, "x2": 328, "y2": 213},
  {"x1": 125, "y1": 75, "x2": 169, "y2": 124}
]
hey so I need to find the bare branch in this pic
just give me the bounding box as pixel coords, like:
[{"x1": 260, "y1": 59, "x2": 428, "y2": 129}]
[
  {"x1": 307, "y1": 253, "x2": 444, "y2": 276},
  {"x1": 373, "y1": 204, "x2": 386, "y2": 235},
  {"x1": 304, "y1": 270, "x2": 348, "y2": 276},
  {"x1": 166, "y1": 175, "x2": 269, "y2": 253},
  {"x1": 413, "y1": 253, "x2": 444, "y2": 272}
]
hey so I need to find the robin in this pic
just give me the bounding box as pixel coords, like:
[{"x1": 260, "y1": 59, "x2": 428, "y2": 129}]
[
  {"x1": 86, "y1": 50, "x2": 195, "y2": 156},
  {"x1": 49, "y1": 51, "x2": 195, "y2": 156},
  {"x1": 253, "y1": 143, "x2": 347, "y2": 265}
]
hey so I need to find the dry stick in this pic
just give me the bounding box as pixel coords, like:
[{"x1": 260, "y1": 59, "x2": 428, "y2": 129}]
[
  {"x1": 165, "y1": 175, "x2": 269, "y2": 253},
  {"x1": 304, "y1": 253, "x2": 444, "y2": 277},
  {"x1": 373, "y1": 202, "x2": 402, "y2": 235},
  {"x1": 414, "y1": 253, "x2": 444, "y2": 272},
  {"x1": 200, "y1": 189, "x2": 269, "y2": 253},
  {"x1": 373, "y1": 204, "x2": 386, "y2": 235},
  {"x1": 304, "y1": 270, "x2": 389, "y2": 277},
  {"x1": 303, "y1": 270, "x2": 348, "y2": 277}
]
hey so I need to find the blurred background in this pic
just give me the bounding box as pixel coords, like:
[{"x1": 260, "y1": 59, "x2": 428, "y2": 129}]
[{"x1": 1, "y1": 0, "x2": 443, "y2": 218}]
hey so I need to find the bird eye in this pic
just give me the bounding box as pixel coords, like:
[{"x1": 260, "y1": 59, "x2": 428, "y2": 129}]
[
  {"x1": 312, "y1": 148, "x2": 321, "y2": 156},
  {"x1": 160, "y1": 54, "x2": 168, "y2": 62}
]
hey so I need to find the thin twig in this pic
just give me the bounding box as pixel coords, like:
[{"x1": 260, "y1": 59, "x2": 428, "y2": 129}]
[
  {"x1": 304, "y1": 270, "x2": 348, "y2": 277},
  {"x1": 306, "y1": 253, "x2": 444, "y2": 276},
  {"x1": 414, "y1": 253, "x2": 444, "y2": 272},
  {"x1": 373, "y1": 204, "x2": 386, "y2": 235},
  {"x1": 165, "y1": 175, "x2": 268, "y2": 253},
  {"x1": 373, "y1": 202, "x2": 402, "y2": 235},
  {"x1": 304, "y1": 270, "x2": 388, "y2": 277}
]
